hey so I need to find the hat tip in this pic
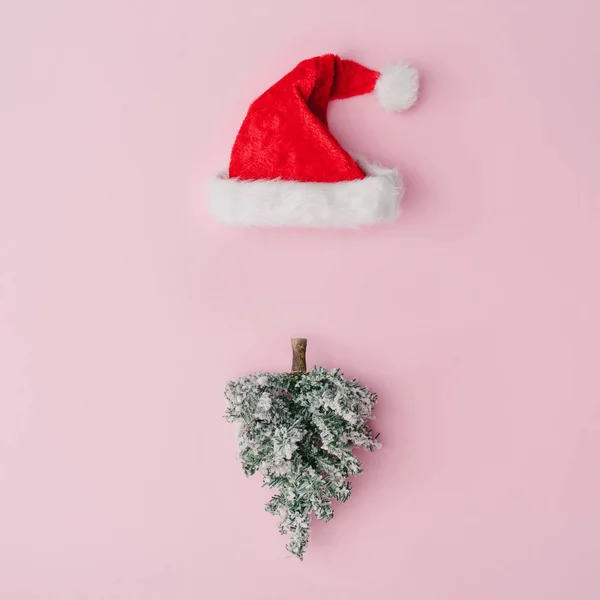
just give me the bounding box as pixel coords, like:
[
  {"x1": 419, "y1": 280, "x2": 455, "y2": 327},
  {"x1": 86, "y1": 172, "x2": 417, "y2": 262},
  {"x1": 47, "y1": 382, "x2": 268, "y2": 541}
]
[{"x1": 375, "y1": 62, "x2": 419, "y2": 112}]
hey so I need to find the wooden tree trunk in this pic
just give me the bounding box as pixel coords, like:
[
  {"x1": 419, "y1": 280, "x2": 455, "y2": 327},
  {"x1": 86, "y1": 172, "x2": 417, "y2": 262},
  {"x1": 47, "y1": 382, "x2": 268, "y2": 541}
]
[{"x1": 291, "y1": 338, "x2": 307, "y2": 373}]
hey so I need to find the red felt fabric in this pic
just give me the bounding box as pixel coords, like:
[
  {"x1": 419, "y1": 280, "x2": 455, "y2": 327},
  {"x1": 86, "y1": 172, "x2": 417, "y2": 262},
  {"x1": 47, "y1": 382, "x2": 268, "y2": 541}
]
[{"x1": 229, "y1": 54, "x2": 380, "y2": 183}]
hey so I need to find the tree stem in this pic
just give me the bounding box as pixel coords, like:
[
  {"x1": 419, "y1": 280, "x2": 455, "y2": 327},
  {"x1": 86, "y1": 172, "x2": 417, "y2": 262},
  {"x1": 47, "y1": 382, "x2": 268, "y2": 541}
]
[{"x1": 291, "y1": 338, "x2": 307, "y2": 373}]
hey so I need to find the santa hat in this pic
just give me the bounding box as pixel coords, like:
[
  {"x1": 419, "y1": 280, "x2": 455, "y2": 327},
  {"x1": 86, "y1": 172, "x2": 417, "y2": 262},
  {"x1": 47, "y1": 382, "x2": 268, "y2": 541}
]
[{"x1": 208, "y1": 54, "x2": 419, "y2": 228}]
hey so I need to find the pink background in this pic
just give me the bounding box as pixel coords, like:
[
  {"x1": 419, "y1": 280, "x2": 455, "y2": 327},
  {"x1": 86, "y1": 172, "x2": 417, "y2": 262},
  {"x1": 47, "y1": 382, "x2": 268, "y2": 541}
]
[{"x1": 1, "y1": 1, "x2": 600, "y2": 598}]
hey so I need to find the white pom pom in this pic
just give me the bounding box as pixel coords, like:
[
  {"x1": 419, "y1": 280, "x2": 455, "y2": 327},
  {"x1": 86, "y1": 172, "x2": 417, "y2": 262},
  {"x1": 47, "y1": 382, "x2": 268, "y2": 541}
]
[{"x1": 375, "y1": 63, "x2": 419, "y2": 111}]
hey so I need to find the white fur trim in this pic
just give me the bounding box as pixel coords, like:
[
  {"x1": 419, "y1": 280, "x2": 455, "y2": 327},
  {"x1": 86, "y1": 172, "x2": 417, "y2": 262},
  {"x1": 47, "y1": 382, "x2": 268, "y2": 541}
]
[
  {"x1": 207, "y1": 159, "x2": 402, "y2": 228},
  {"x1": 375, "y1": 63, "x2": 419, "y2": 111}
]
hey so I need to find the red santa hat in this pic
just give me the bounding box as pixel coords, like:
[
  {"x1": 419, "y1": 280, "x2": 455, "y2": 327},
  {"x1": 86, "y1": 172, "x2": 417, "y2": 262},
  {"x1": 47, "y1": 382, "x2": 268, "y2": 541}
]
[{"x1": 208, "y1": 54, "x2": 419, "y2": 228}]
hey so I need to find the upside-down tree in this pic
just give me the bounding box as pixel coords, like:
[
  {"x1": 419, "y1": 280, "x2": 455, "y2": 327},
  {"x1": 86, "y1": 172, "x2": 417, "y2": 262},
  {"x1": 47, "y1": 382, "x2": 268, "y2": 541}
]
[{"x1": 225, "y1": 338, "x2": 380, "y2": 559}]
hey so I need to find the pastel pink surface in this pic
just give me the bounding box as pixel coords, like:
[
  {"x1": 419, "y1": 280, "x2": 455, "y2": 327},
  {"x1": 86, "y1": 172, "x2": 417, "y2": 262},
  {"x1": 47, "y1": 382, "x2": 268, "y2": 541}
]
[{"x1": 1, "y1": 1, "x2": 600, "y2": 599}]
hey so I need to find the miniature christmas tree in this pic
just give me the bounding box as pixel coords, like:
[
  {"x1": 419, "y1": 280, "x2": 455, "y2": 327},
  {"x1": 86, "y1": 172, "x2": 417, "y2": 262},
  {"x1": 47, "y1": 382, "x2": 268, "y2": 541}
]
[{"x1": 225, "y1": 339, "x2": 380, "y2": 559}]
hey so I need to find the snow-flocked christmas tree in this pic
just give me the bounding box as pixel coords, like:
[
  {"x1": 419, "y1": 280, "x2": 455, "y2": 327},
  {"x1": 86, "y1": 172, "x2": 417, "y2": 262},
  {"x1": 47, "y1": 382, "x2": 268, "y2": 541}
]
[{"x1": 225, "y1": 339, "x2": 380, "y2": 559}]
